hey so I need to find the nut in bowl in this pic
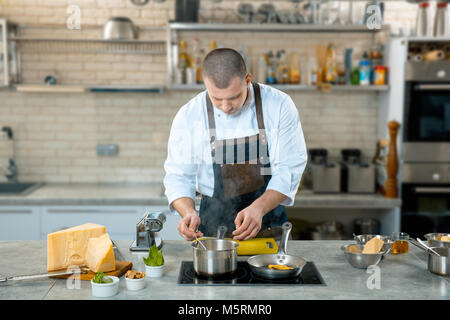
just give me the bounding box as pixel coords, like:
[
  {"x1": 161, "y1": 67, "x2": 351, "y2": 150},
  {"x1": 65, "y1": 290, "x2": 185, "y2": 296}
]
[
  {"x1": 125, "y1": 270, "x2": 146, "y2": 291},
  {"x1": 341, "y1": 244, "x2": 387, "y2": 269}
]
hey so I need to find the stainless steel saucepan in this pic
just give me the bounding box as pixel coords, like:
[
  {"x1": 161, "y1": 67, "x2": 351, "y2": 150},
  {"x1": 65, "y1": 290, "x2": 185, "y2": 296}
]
[
  {"x1": 410, "y1": 238, "x2": 450, "y2": 276},
  {"x1": 191, "y1": 225, "x2": 239, "y2": 277},
  {"x1": 247, "y1": 222, "x2": 307, "y2": 279}
]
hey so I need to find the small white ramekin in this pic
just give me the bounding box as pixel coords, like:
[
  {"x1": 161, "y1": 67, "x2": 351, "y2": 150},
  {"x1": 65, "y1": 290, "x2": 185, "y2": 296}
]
[
  {"x1": 145, "y1": 265, "x2": 164, "y2": 278},
  {"x1": 125, "y1": 276, "x2": 146, "y2": 291},
  {"x1": 91, "y1": 276, "x2": 119, "y2": 298}
]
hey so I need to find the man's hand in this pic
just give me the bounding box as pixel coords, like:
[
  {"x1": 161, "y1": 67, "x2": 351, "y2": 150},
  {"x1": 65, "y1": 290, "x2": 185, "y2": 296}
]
[
  {"x1": 177, "y1": 211, "x2": 203, "y2": 241},
  {"x1": 232, "y1": 204, "x2": 264, "y2": 241}
]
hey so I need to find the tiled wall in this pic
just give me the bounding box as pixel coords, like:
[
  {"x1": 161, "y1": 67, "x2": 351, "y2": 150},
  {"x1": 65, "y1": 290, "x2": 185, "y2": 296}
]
[{"x1": 0, "y1": 1, "x2": 418, "y2": 183}]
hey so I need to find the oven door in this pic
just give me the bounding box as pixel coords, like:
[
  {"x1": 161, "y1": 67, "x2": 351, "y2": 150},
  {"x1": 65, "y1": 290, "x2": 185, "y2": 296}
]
[
  {"x1": 401, "y1": 183, "x2": 450, "y2": 239},
  {"x1": 404, "y1": 82, "x2": 450, "y2": 143}
]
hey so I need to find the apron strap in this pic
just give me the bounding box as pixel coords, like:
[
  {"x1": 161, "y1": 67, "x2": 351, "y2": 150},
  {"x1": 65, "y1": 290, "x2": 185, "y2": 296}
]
[{"x1": 205, "y1": 82, "x2": 268, "y2": 160}]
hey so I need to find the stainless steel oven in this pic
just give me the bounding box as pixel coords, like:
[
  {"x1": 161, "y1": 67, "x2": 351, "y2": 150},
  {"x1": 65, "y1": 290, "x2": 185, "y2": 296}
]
[{"x1": 402, "y1": 57, "x2": 450, "y2": 238}]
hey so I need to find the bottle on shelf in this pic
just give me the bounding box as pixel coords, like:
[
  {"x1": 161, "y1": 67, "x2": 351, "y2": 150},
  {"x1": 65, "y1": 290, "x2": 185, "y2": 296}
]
[
  {"x1": 257, "y1": 55, "x2": 267, "y2": 84},
  {"x1": 177, "y1": 40, "x2": 191, "y2": 84},
  {"x1": 289, "y1": 52, "x2": 300, "y2": 85},
  {"x1": 310, "y1": 56, "x2": 320, "y2": 85},
  {"x1": 277, "y1": 50, "x2": 290, "y2": 84},
  {"x1": 359, "y1": 51, "x2": 371, "y2": 86},
  {"x1": 324, "y1": 43, "x2": 337, "y2": 84},
  {"x1": 193, "y1": 38, "x2": 203, "y2": 84},
  {"x1": 351, "y1": 66, "x2": 360, "y2": 85},
  {"x1": 266, "y1": 51, "x2": 277, "y2": 84}
]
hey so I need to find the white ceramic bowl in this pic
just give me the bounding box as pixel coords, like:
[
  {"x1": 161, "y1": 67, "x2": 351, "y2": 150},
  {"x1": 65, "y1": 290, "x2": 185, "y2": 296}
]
[
  {"x1": 91, "y1": 276, "x2": 119, "y2": 298},
  {"x1": 145, "y1": 265, "x2": 164, "y2": 278},
  {"x1": 125, "y1": 276, "x2": 146, "y2": 291}
]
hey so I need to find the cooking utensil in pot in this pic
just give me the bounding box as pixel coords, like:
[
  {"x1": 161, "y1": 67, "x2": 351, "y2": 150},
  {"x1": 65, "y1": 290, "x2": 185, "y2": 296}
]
[
  {"x1": 194, "y1": 233, "x2": 207, "y2": 250},
  {"x1": 191, "y1": 225, "x2": 239, "y2": 277},
  {"x1": 411, "y1": 238, "x2": 441, "y2": 257},
  {"x1": 247, "y1": 222, "x2": 307, "y2": 280},
  {"x1": 424, "y1": 233, "x2": 450, "y2": 248}
]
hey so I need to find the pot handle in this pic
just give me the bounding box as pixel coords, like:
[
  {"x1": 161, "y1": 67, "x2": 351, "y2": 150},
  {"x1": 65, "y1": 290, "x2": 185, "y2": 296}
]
[
  {"x1": 278, "y1": 222, "x2": 292, "y2": 255},
  {"x1": 217, "y1": 225, "x2": 227, "y2": 240}
]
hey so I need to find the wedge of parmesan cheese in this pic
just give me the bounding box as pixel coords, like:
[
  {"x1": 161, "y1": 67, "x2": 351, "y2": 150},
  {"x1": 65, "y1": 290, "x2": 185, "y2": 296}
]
[{"x1": 362, "y1": 237, "x2": 384, "y2": 254}]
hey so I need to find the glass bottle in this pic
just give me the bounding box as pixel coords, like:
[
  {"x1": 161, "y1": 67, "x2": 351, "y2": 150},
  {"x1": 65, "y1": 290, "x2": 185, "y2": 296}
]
[
  {"x1": 178, "y1": 40, "x2": 190, "y2": 84},
  {"x1": 324, "y1": 43, "x2": 337, "y2": 84},
  {"x1": 289, "y1": 52, "x2": 300, "y2": 84}
]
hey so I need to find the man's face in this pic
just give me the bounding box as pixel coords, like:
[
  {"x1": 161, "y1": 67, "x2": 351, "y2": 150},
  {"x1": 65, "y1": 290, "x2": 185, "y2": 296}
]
[{"x1": 204, "y1": 74, "x2": 251, "y2": 115}]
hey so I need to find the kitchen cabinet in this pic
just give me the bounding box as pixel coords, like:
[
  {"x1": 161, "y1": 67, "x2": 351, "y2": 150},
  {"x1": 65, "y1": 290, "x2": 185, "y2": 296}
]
[
  {"x1": 0, "y1": 206, "x2": 40, "y2": 240},
  {"x1": 0, "y1": 205, "x2": 183, "y2": 241}
]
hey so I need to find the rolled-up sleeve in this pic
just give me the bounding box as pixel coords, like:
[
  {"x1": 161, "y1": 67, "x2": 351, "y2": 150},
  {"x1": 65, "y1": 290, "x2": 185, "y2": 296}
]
[
  {"x1": 266, "y1": 95, "x2": 307, "y2": 206},
  {"x1": 163, "y1": 106, "x2": 198, "y2": 209}
]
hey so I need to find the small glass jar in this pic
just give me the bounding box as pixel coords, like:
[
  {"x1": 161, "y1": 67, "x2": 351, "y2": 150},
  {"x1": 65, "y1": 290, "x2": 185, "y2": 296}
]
[{"x1": 374, "y1": 65, "x2": 387, "y2": 85}]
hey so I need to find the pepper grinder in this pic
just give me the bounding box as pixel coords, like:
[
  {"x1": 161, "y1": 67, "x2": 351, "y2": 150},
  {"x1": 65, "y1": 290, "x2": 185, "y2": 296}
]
[{"x1": 385, "y1": 121, "x2": 400, "y2": 199}]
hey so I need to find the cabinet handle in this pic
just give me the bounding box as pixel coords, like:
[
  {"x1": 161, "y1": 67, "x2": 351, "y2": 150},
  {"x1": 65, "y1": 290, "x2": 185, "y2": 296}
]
[
  {"x1": 46, "y1": 209, "x2": 137, "y2": 214},
  {"x1": 414, "y1": 187, "x2": 450, "y2": 194}
]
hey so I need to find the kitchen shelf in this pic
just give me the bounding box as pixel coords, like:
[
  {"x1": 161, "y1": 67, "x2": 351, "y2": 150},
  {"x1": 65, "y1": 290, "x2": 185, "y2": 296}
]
[
  {"x1": 14, "y1": 84, "x2": 165, "y2": 93},
  {"x1": 169, "y1": 84, "x2": 390, "y2": 92},
  {"x1": 8, "y1": 37, "x2": 166, "y2": 55},
  {"x1": 169, "y1": 22, "x2": 388, "y2": 33}
]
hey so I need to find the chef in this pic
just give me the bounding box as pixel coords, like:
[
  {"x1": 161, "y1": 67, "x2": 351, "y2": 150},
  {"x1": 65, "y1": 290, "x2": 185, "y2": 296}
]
[{"x1": 164, "y1": 48, "x2": 307, "y2": 241}]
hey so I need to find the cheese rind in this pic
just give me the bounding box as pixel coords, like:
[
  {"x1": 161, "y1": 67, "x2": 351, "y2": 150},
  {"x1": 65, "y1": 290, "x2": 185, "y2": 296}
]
[
  {"x1": 362, "y1": 237, "x2": 384, "y2": 254},
  {"x1": 85, "y1": 233, "x2": 116, "y2": 273},
  {"x1": 47, "y1": 223, "x2": 106, "y2": 271}
]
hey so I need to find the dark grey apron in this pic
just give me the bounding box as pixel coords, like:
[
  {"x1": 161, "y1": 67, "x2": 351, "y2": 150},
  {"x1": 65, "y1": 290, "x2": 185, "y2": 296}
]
[{"x1": 198, "y1": 82, "x2": 287, "y2": 238}]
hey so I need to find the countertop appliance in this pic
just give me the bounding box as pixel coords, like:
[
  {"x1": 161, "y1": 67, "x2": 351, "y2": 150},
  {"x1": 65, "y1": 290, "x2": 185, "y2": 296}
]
[
  {"x1": 129, "y1": 211, "x2": 166, "y2": 251},
  {"x1": 340, "y1": 149, "x2": 375, "y2": 193},
  {"x1": 177, "y1": 261, "x2": 325, "y2": 286},
  {"x1": 308, "y1": 148, "x2": 340, "y2": 193},
  {"x1": 402, "y1": 40, "x2": 450, "y2": 238}
]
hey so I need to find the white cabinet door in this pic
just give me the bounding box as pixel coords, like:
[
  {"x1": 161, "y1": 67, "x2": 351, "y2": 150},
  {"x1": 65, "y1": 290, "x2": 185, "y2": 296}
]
[
  {"x1": 0, "y1": 206, "x2": 40, "y2": 240},
  {"x1": 40, "y1": 206, "x2": 145, "y2": 240}
]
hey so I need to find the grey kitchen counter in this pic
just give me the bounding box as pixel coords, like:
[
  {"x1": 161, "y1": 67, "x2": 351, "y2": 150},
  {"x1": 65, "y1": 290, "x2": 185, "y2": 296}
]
[
  {"x1": 0, "y1": 240, "x2": 447, "y2": 300},
  {"x1": 0, "y1": 183, "x2": 401, "y2": 208}
]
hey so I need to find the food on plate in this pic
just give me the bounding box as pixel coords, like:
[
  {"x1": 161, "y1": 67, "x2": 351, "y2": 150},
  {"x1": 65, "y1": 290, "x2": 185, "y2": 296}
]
[
  {"x1": 268, "y1": 264, "x2": 294, "y2": 270},
  {"x1": 126, "y1": 270, "x2": 146, "y2": 279},
  {"x1": 348, "y1": 244, "x2": 362, "y2": 253},
  {"x1": 85, "y1": 233, "x2": 116, "y2": 273},
  {"x1": 361, "y1": 237, "x2": 384, "y2": 254},
  {"x1": 47, "y1": 223, "x2": 106, "y2": 271},
  {"x1": 92, "y1": 271, "x2": 113, "y2": 284}
]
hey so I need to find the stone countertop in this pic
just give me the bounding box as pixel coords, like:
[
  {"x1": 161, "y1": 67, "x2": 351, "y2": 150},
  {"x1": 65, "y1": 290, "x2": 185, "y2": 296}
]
[
  {"x1": 0, "y1": 240, "x2": 447, "y2": 300},
  {"x1": 0, "y1": 183, "x2": 401, "y2": 209}
]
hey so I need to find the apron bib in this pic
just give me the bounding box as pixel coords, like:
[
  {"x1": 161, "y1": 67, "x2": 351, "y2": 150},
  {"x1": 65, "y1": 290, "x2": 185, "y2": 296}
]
[{"x1": 198, "y1": 82, "x2": 287, "y2": 237}]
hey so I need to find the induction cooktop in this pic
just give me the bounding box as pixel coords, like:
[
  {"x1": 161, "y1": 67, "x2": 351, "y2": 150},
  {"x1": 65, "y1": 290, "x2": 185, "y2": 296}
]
[{"x1": 177, "y1": 261, "x2": 326, "y2": 286}]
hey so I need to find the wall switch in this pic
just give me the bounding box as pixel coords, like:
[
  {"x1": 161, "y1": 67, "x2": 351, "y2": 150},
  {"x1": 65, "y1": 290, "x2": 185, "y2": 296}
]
[{"x1": 97, "y1": 144, "x2": 119, "y2": 157}]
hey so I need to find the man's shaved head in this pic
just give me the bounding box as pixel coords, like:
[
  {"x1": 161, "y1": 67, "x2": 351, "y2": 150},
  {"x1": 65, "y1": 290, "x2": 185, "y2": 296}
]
[{"x1": 202, "y1": 48, "x2": 247, "y2": 89}]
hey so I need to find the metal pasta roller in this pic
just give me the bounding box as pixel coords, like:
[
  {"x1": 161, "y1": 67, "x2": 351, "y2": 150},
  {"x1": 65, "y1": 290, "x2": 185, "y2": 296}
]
[{"x1": 129, "y1": 210, "x2": 166, "y2": 252}]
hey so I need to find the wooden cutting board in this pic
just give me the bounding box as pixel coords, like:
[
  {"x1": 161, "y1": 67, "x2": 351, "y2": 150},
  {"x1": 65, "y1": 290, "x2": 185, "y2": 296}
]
[{"x1": 50, "y1": 260, "x2": 132, "y2": 281}]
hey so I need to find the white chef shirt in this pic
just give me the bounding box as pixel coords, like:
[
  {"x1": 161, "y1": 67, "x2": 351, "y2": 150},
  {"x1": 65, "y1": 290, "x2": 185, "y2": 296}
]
[{"x1": 163, "y1": 83, "x2": 307, "y2": 211}]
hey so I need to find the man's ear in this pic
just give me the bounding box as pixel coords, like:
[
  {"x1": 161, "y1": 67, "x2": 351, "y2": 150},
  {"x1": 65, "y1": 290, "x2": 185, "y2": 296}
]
[{"x1": 245, "y1": 73, "x2": 252, "y2": 85}]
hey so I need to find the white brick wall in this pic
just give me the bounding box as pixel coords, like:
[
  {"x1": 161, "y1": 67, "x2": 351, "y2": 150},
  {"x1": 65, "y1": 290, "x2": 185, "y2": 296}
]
[{"x1": 0, "y1": 1, "x2": 420, "y2": 183}]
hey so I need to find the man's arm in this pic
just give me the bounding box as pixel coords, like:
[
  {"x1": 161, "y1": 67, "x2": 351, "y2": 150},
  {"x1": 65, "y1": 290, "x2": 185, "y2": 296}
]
[{"x1": 172, "y1": 197, "x2": 203, "y2": 240}]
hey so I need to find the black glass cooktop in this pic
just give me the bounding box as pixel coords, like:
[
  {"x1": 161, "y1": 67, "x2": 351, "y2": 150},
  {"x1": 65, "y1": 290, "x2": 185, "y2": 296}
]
[{"x1": 177, "y1": 261, "x2": 326, "y2": 286}]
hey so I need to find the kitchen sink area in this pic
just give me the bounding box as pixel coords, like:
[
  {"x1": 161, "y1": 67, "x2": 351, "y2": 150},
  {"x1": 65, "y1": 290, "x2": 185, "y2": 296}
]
[{"x1": 0, "y1": 182, "x2": 44, "y2": 196}]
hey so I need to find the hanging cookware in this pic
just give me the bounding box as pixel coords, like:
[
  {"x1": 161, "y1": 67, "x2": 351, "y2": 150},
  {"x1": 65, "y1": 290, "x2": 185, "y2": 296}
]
[
  {"x1": 191, "y1": 226, "x2": 239, "y2": 277},
  {"x1": 409, "y1": 238, "x2": 450, "y2": 276},
  {"x1": 247, "y1": 222, "x2": 307, "y2": 280}
]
